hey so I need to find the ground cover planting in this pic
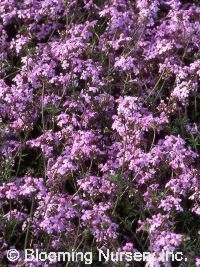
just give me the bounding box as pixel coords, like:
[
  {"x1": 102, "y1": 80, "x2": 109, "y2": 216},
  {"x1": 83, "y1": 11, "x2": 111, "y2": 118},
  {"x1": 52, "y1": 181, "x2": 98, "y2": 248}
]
[{"x1": 0, "y1": 0, "x2": 200, "y2": 266}]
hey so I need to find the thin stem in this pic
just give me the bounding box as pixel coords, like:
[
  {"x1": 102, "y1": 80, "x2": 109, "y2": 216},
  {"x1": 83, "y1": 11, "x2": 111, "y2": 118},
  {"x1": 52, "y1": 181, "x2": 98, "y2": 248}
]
[{"x1": 24, "y1": 197, "x2": 35, "y2": 250}]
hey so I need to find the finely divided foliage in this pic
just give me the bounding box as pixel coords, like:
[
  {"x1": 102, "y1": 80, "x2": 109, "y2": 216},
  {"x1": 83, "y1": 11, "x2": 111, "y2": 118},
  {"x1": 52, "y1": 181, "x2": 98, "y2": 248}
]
[{"x1": 0, "y1": 0, "x2": 199, "y2": 266}]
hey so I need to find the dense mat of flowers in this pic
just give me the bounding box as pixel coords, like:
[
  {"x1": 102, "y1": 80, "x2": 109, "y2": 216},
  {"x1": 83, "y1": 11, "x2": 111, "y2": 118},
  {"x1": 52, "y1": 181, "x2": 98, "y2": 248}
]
[{"x1": 0, "y1": 0, "x2": 200, "y2": 266}]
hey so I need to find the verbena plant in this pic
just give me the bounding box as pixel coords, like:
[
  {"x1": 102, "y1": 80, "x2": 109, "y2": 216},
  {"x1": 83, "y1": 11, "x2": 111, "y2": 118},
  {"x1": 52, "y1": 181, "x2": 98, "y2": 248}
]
[{"x1": 0, "y1": 0, "x2": 200, "y2": 266}]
